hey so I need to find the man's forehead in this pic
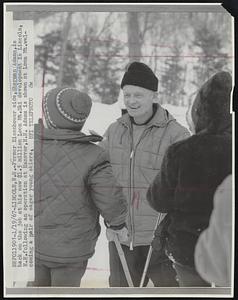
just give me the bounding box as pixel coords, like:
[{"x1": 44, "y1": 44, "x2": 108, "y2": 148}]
[{"x1": 123, "y1": 85, "x2": 152, "y2": 93}]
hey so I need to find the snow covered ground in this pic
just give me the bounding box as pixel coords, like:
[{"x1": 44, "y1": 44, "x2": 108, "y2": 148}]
[
  {"x1": 15, "y1": 99, "x2": 190, "y2": 288},
  {"x1": 83, "y1": 101, "x2": 189, "y2": 135}
]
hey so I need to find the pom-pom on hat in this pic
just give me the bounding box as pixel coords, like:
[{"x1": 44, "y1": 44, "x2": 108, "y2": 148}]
[
  {"x1": 43, "y1": 87, "x2": 92, "y2": 130},
  {"x1": 121, "y1": 61, "x2": 158, "y2": 91}
]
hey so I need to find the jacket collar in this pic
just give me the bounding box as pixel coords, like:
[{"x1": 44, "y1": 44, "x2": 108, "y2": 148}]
[
  {"x1": 34, "y1": 122, "x2": 103, "y2": 143},
  {"x1": 117, "y1": 103, "x2": 175, "y2": 128}
]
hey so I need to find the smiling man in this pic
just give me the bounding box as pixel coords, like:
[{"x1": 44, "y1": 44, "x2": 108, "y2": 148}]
[
  {"x1": 123, "y1": 85, "x2": 154, "y2": 122},
  {"x1": 100, "y1": 62, "x2": 190, "y2": 287}
]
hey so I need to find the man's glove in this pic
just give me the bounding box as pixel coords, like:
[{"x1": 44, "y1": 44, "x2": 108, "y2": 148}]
[{"x1": 106, "y1": 227, "x2": 129, "y2": 243}]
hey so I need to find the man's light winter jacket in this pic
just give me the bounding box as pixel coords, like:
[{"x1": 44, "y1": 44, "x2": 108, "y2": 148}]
[{"x1": 100, "y1": 104, "x2": 190, "y2": 248}]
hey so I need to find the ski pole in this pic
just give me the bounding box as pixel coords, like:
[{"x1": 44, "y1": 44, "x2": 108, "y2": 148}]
[
  {"x1": 114, "y1": 235, "x2": 134, "y2": 287},
  {"x1": 139, "y1": 213, "x2": 165, "y2": 287}
]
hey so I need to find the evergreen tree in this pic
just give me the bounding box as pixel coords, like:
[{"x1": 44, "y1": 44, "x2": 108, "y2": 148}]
[
  {"x1": 160, "y1": 47, "x2": 186, "y2": 106},
  {"x1": 35, "y1": 30, "x2": 78, "y2": 87},
  {"x1": 191, "y1": 13, "x2": 231, "y2": 89},
  {"x1": 76, "y1": 32, "x2": 125, "y2": 104}
]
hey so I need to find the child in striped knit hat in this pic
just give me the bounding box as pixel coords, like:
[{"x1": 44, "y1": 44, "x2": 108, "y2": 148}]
[{"x1": 28, "y1": 87, "x2": 128, "y2": 287}]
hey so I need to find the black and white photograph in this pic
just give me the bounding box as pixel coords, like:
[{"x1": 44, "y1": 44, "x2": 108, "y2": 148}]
[{"x1": 3, "y1": 2, "x2": 235, "y2": 297}]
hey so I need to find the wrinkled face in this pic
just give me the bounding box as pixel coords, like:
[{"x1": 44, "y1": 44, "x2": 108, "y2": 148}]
[{"x1": 122, "y1": 85, "x2": 155, "y2": 121}]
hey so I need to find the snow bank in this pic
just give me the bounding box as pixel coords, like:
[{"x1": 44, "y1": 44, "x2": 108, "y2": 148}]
[
  {"x1": 82, "y1": 101, "x2": 190, "y2": 137},
  {"x1": 82, "y1": 102, "x2": 121, "y2": 136},
  {"x1": 162, "y1": 103, "x2": 189, "y2": 130},
  {"x1": 34, "y1": 87, "x2": 189, "y2": 134}
]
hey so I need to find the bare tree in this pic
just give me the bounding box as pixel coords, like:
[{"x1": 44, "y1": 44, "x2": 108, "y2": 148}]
[
  {"x1": 72, "y1": 12, "x2": 116, "y2": 92},
  {"x1": 127, "y1": 12, "x2": 142, "y2": 62},
  {"x1": 127, "y1": 12, "x2": 154, "y2": 63},
  {"x1": 56, "y1": 12, "x2": 73, "y2": 87}
]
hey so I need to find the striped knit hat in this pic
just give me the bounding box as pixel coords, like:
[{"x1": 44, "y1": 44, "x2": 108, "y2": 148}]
[{"x1": 43, "y1": 87, "x2": 92, "y2": 130}]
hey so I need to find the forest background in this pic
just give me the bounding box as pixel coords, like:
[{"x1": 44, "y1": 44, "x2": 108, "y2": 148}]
[{"x1": 14, "y1": 10, "x2": 233, "y2": 108}]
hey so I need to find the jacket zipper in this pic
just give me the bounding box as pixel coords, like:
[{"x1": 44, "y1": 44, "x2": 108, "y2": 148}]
[
  {"x1": 129, "y1": 125, "x2": 134, "y2": 250},
  {"x1": 122, "y1": 122, "x2": 134, "y2": 250},
  {"x1": 129, "y1": 126, "x2": 151, "y2": 250},
  {"x1": 123, "y1": 113, "x2": 171, "y2": 249},
  {"x1": 129, "y1": 149, "x2": 134, "y2": 250}
]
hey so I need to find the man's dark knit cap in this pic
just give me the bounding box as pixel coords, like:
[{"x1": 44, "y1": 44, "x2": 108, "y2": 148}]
[{"x1": 121, "y1": 61, "x2": 158, "y2": 91}]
